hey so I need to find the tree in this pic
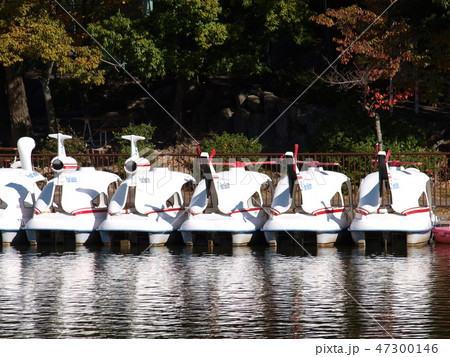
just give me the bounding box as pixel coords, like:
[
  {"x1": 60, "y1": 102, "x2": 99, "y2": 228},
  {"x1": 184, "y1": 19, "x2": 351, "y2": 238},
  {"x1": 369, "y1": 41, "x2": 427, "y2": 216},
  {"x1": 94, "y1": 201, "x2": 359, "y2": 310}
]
[
  {"x1": 147, "y1": 0, "x2": 228, "y2": 140},
  {"x1": 88, "y1": 0, "x2": 314, "y2": 142},
  {"x1": 88, "y1": 12, "x2": 164, "y2": 81},
  {"x1": 214, "y1": 0, "x2": 313, "y2": 79},
  {"x1": 394, "y1": 0, "x2": 450, "y2": 107},
  {"x1": 89, "y1": 0, "x2": 228, "y2": 142},
  {"x1": 311, "y1": 1, "x2": 414, "y2": 149},
  {"x1": 0, "y1": 0, "x2": 104, "y2": 144}
]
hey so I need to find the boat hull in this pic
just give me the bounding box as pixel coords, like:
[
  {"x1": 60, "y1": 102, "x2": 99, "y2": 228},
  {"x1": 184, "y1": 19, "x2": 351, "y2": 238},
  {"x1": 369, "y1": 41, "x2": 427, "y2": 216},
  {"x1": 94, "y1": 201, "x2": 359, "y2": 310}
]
[
  {"x1": 349, "y1": 212, "x2": 435, "y2": 247},
  {"x1": 0, "y1": 212, "x2": 33, "y2": 245},
  {"x1": 262, "y1": 212, "x2": 351, "y2": 247},
  {"x1": 1, "y1": 230, "x2": 20, "y2": 245},
  {"x1": 433, "y1": 225, "x2": 450, "y2": 244},
  {"x1": 98, "y1": 212, "x2": 186, "y2": 246},
  {"x1": 179, "y1": 211, "x2": 267, "y2": 246},
  {"x1": 25, "y1": 212, "x2": 107, "y2": 245}
]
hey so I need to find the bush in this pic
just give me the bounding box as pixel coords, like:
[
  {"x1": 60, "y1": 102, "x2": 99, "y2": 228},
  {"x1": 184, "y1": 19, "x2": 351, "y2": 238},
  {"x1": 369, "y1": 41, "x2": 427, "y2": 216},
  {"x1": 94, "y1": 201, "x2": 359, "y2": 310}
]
[
  {"x1": 113, "y1": 122, "x2": 156, "y2": 155},
  {"x1": 112, "y1": 122, "x2": 156, "y2": 174},
  {"x1": 37, "y1": 124, "x2": 88, "y2": 155},
  {"x1": 312, "y1": 96, "x2": 433, "y2": 153},
  {"x1": 200, "y1": 132, "x2": 263, "y2": 162}
]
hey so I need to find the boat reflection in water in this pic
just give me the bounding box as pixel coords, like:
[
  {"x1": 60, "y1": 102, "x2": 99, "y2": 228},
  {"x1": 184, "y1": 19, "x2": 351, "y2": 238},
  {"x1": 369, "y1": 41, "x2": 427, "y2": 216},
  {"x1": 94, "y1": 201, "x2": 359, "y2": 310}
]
[
  {"x1": 0, "y1": 235, "x2": 441, "y2": 338},
  {"x1": 349, "y1": 245, "x2": 434, "y2": 338}
]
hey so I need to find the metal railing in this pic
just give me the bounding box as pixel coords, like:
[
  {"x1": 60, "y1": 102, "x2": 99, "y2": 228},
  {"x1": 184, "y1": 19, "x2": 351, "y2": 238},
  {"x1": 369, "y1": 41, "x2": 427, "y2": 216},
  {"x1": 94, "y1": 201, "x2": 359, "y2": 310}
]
[{"x1": 1, "y1": 151, "x2": 449, "y2": 208}]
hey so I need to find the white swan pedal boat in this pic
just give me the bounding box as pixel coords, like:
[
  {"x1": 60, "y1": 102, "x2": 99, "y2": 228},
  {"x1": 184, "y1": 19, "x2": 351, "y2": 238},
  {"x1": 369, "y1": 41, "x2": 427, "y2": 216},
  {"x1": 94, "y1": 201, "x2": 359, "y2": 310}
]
[
  {"x1": 179, "y1": 149, "x2": 272, "y2": 246},
  {"x1": 0, "y1": 137, "x2": 46, "y2": 245},
  {"x1": 349, "y1": 148, "x2": 437, "y2": 247},
  {"x1": 262, "y1": 145, "x2": 353, "y2": 247},
  {"x1": 98, "y1": 135, "x2": 195, "y2": 246},
  {"x1": 25, "y1": 133, "x2": 121, "y2": 245}
]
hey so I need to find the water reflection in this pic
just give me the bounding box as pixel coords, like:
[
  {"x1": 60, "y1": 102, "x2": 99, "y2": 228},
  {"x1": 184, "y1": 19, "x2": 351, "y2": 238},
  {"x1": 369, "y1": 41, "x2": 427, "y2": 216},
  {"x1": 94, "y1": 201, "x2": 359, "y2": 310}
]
[
  {"x1": 348, "y1": 245, "x2": 434, "y2": 338},
  {"x1": 0, "y1": 240, "x2": 448, "y2": 338},
  {"x1": 431, "y1": 244, "x2": 450, "y2": 338}
]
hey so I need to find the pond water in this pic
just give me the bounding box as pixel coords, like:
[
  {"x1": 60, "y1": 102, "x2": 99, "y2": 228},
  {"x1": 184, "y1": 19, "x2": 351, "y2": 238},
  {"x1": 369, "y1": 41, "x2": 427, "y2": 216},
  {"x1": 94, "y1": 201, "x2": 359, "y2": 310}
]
[{"x1": 1, "y1": 238, "x2": 450, "y2": 339}]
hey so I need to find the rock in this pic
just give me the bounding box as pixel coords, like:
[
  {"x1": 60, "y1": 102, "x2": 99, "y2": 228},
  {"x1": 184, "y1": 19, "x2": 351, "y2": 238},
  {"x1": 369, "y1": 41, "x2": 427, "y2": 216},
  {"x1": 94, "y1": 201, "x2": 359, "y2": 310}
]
[
  {"x1": 246, "y1": 94, "x2": 262, "y2": 113},
  {"x1": 233, "y1": 107, "x2": 251, "y2": 133}
]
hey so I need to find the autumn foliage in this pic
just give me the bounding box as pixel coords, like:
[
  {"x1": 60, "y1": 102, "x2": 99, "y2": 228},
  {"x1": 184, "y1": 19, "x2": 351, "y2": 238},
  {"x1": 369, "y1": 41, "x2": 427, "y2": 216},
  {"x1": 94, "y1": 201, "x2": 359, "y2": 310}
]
[
  {"x1": 311, "y1": 1, "x2": 419, "y2": 145},
  {"x1": 366, "y1": 87, "x2": 413, "y2": 117},
  {"x1": 312, "y1": 3, "x2": 414, "y2": 81}
]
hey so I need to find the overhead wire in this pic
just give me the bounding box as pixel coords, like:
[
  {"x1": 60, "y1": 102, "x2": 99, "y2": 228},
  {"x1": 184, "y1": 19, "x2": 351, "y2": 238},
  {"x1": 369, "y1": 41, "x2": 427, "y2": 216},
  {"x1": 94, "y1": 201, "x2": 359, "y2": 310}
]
[
  {"x1": 253, "y1": 0, "x2": 399, "y2": 143},
  {"x1": 52, "y1": 0, "x2": 199, "y2": 145},
  {"x1": 51, "y1": 0, "x2": 400, "y2": 339}
]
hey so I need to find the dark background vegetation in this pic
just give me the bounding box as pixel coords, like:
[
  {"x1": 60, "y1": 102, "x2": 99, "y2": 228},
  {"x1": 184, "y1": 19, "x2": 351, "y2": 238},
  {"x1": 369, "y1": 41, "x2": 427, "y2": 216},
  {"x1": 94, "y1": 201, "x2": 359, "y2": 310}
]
[{"x1": 0, "y1": 0, "x2": 448, "y2": 154}]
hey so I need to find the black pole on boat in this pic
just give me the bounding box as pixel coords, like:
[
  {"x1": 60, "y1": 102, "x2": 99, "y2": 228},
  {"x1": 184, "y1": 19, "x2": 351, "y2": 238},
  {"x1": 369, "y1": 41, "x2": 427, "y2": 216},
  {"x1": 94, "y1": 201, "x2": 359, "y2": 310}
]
[
  {"x1": 378, "y1": 151, "x2": 388, "y2": 198},
  {"x1": 197, "y1": 146, "x2": 214, "y2": 199},
  {"x1": 286, "y1": 144, "x2": 300, "y2": 199},
  {"x1": 286, "y1": 153, "x2": 297, "y2": 200},
  {"x1": 202, "y1": 159, "x2": 213, "y2": 199}
]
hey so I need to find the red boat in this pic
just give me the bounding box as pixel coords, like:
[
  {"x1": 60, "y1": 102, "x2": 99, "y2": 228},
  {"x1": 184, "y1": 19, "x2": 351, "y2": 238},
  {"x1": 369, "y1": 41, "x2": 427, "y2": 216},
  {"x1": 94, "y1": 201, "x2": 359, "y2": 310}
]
[{"x1": 433, "y1": 224, "x2": 450, "y2": 243}]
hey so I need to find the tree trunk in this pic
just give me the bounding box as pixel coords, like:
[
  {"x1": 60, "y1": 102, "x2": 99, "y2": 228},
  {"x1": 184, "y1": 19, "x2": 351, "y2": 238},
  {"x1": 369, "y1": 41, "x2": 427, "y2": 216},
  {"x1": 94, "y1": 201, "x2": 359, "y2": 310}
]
[
  {"x1": 362, "y1": 84, "x2": 383, "y2": 151},
  {"x1": 4, "y1": 62, "x2": 32, "y2": 144},
  {"x1": 0, "y1": 66, "x2": 11, "y2": 146},
  {"x1": 40, "y1": 61, "x2": 56, "y2": 132},
  {"x1": 374, "y1": 112, "x2": 383, "y2": 151}
]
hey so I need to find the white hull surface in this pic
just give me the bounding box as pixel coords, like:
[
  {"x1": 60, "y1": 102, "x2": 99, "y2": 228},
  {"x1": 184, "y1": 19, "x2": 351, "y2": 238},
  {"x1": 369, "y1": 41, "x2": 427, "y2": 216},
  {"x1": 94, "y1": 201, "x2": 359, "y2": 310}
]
[
  {"x1": 0, "y1": 137, "x2": 45, "y2": 245},
  {"x1": 349, "y1": 150, "x2": 437, "y2": 247},
  {"x1": 0, "y1": 212, "x2": 32, "y2": 244},
  {"x1": 99, "y1": 211, "x2": 187, "y2": 246},
  {"x1": 179, "y1": 150, "x2": 271, "y2": 247},
  {"x1": 262, "y1": 210, "x2": 352, "y2": 246},
  {"x1": 180, "y1": 209, "x2": 267, "y2": 246},
  {"x1": 262, "y1": 149, "x2": 352, "y2": 247},
  {"x1": 1, "y1": 231, "x2": 21, "y2": 244},
  {"x1": 24, "y1": 133, "x2": 121, "y2": 246},
  {"x1": 98, "y1": 136, "x2": 195, "y2": 246},
  {"x1": 349, "y1": 211, "x2": 434, "y2": 246},
  {"x1": 25, "y1": 211, "x2": 108, "y2": 245}
]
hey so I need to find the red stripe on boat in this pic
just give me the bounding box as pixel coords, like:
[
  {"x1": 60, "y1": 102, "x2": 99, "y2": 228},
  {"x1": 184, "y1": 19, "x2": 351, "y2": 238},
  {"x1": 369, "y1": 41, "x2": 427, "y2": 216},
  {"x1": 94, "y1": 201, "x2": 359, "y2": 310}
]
[
  {"x1": 270, "y1": 207, "x2": 280, "y2": 216},
  {"x1": 355, "y1": 207, "x2": 370, "y2": 216},
  {"x1": 71, "y1": 208, "x2": 108, "y2": 216},
  {"x1": 402, "y1": 207, "x2": 430, "y2": 215},
  {"x1": 229, "y1": 208, "x2": 262, "y2": 215},
  {"x1": 108, "y1": 208, "x2": 131, "y2": 215},
  {"x1": 146, "y1": 208, "x2": 181, "y2": 215},
  {"x1": 312, "y1": 207, "x2": 344, "y2": 216}
]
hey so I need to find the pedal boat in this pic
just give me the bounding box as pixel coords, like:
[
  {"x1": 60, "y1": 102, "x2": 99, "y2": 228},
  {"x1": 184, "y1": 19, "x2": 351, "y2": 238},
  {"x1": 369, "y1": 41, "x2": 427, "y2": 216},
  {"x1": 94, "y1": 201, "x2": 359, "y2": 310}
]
[
  {"x1": 98, "y1": 135, "x2": 195, "y2": 246},
  {"x1": 349, "y1": 148, "x2": 437, "y2": 247},
  {"x1": 179, "y1": 149, "x2": 272, "y2": 246},
  {"x1": 0, "y1": 137, "x2": 46, "y2": 245},
  {"x1": 262, "y1": 145, "x2": 353, "y2": 247},
  {"x1": 25, "y1": 133, "x2": 121, "y2": 245},
  {"x1": 432, "y1": 223, "x2": 450, "y2": 244}
]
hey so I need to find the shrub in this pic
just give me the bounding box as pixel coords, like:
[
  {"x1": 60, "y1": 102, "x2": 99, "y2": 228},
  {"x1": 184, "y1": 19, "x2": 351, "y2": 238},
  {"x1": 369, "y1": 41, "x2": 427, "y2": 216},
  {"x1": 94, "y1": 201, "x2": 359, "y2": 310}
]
[
  {"x1": 112, "y1": 122, "x2": 156, "y2": 173},
  {"x1": 113, "y1": 122, "x2": 156, "y2": 155},
  {"x1": 312, "y1": 96, "x2": 433, "y2": 153},
  {"x1": 201, "y1": 132, "x2": 263, "y2": 162},
  {"x1": 37, "y1": 124, "x2": 88, "y2": 156}
]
